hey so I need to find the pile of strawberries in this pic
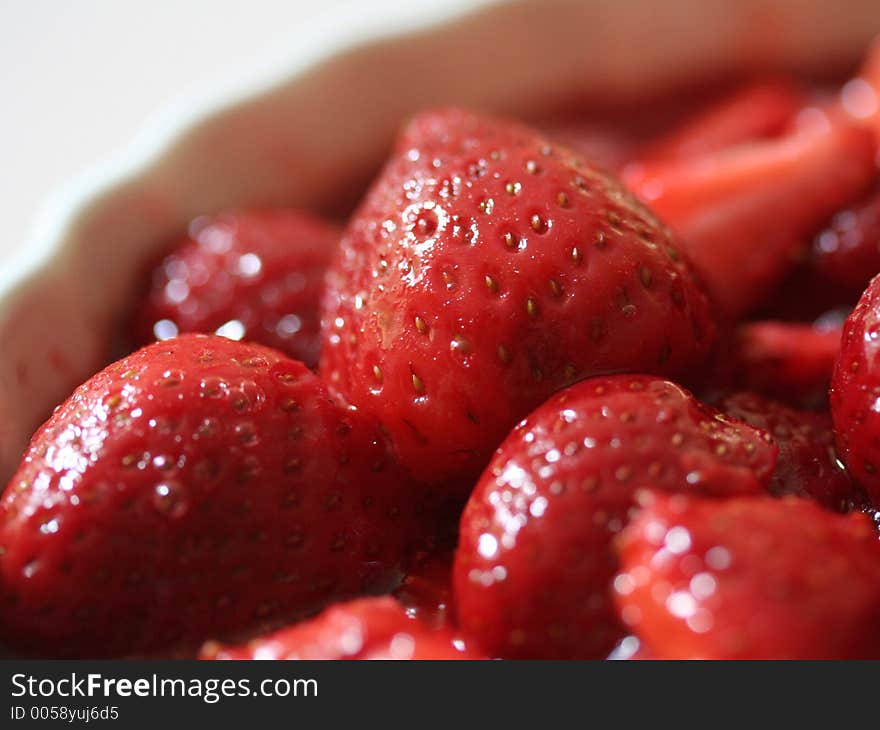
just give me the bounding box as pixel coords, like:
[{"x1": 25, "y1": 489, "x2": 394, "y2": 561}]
[{"x1": 3, "y1": 42, "x2": 880, "y2": 661}]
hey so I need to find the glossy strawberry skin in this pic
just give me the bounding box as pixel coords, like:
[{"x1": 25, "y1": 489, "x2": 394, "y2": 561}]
[
  {"x1": 393, "y1": 550, "x2": 454, "y2": 631},
  {"x1": 720, "y1": 392, "x2": 860, "y2": 511},
  {"x1": 453, "y1": 375, "x2": 776, "y2": 659},
  {"x1": 832, "y1": 274, "x2": 880, "y2": 505},
  {"x1": 200, "y1": 597, "x2": 480, "y2": 660},
  {"x1": 0, "y1": 335, "x2": 419, "y2": 658},
  {"x1": 811, "y1": 189, "x2": 880, "y2": 297},
  {"x1": 133, "y1": 209, "x2": 340, "y2": 369},
  {"x1": 321, "y1": 108, "x2": 717, "y2": 487},
  {"x1": 614, "y1": 493, "x2": 880, "y2": 659},
  {"x1": 624, "y1": 108, "x2": 876, "y2": 320},
  {"x1": 607, "y1": 635, "x2": 655, "y2": 660}
]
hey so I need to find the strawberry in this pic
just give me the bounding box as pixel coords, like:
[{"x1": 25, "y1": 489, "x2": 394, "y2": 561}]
[
  {"x1": 640, "y1": 79, "x2": 807, "y2": 161},
  {"x1": 321, "y1": 108, "x2": 717, "y2": 487},
  {"x1": 133, "y1": 209, "x2": 340, "y2": 369},
  {"x1": 541, "y1": 121, "x2": 634, "y2": 172},
  {"x1": 810, "y1": 187, "x2": 880, "y2": 297},
  {"x1": 719, "y1": 391, "x2": 860, "y2": 511},
  {"x1": 623, "y1": 107, "x2": 876, "y2": 320},
  {"x1": 841, "y1": 38, "x2": 880, "y2": 143},
  {"x1": 614, "y1": 492, "x2": 880, "y2": 659},
  {"x1": 452, "y1": 375, "x2": 776, "y2": 659},
  {"x1": 607, "y1": 635, "x2": 654, "y2": 660},
  {"x1": 755, "y1": 262, "x2": 858, "y2": 322},
  {"x1": 702, "y1": 319, "x2": 842, "y2": 409},
  {"x1": 200, "y1": 596, "x2": 480, "y2": 660},
  {"x1": 393, "y1": 550, "x2": 454, "y2": 630},
  {"x1": 832, "y1": 273, "x2": 880, "y2": 506},
  {"x1": 0, "y1": 335, "x2": 419, "y2": 657}
]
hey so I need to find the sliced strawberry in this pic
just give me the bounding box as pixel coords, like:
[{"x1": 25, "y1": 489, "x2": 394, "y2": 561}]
[
  {"x1": 624, "y1": 108, "x2": 877, "y2": 320},
  {"x1": 755, "y1": 261, "x2": 859, "y2": 322},
  {"x1": 321, "y1": 108, "x2": 716, "y2": 488},
  {"x1": 832, "y1": 274, "x2": 880, "y2": 505},
  {"x1": 614, "y1": 493, "x2": 880, "y2": 659},
  {"x1": 640, "y1": 79, "x2": 807, "y2": 161},
  {"x1": 841, "y1": 38, "x2": 880, "y2": 143},
  {"x1": 0, "y1": 335, "x2": 420, "y2": 657},
  {"x1": 811, "y1": 187, "x2": 880, "y2": 297},
  {"x1": 453, "y1": 375, "x2": 776, "y2": 659},
  {"x1": 701, "y1": 319, "x2": 842, "y2": 409},
  {"x1": 200, "y1": 597, "x2": 480, "y2": 660},
  {"x1": 133, "y1": 209, "x2": 340, "y2": 369},
  {"x1": 719, "y1": 391, "x2": 861, "y2": 511}
]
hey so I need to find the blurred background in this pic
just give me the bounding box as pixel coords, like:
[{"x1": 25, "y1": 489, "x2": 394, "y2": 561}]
[
  {"x1": 0, "y1": 0, "x2": 352, "y2": 264},
  {"x1": 4, "y1": 0, "x2": 880, "y2": 272}
]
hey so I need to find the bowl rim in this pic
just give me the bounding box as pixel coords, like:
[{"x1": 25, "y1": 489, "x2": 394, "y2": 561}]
[{"x1": 0, "y1": 0, "x2": 496, "y2": 298}]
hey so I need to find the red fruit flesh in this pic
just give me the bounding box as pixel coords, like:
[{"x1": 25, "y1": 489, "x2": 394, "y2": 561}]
[
  {"x1": 133, "y1": 209, "x2": 340, "y2": 369},
  {"x1": 624, "y1": 108, "x2": 877, "y2": 320},
  {"x1": 755, "y1": 265, "x2": 858, "y2": 323},
  {"x1": 832, "y1": 274, "x2": 880, "y2": 505},
  {"x1": 841, "y1": 39, "x2": 880, "y2": 144},
  {"x1": 321, "y1": 108, "x2": 716, "y2": 488},
  {"x1": 0, "y1": 335, "x2": 418, "y2": 657},
  {"x1": 719, "y1": 391, "x2": 860, "y2": 511},
  {"x1": 641, "y1": 79, "x2": 807, "y2": 161},
  {"x1": 811, "y1": 188, "x2": 880, "y2": 297},
  {"x1": 614, "y1": 493, "x2": 880, "y2": 659},
  {"x1": 453, "y1": 375, "x2": 776, "y2": 659},
  {"x1": 200, "y1": 597, "x2": 480, "y2": 660},
  {"x1": 732, "y1": 321, "x2": 841, "y2": 408},
  {"x1": 702, "y1": 320, "x2": 842, "y2": 409}
]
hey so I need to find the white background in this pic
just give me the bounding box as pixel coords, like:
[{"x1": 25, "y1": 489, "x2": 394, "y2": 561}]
[{"x1": 0, "y1": 0, "x2": 357, "y2": 265}]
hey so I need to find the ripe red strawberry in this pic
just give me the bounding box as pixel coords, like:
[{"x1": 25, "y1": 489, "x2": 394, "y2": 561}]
[
  {"x1": 614, "y1": 492, "x2": 880, "y2": 659},
  {"x1": 133, "y1": 209, "x2": 340, "y2": 369},
  {"x1": 607, "y1": 635, "x2": 655, "y2": 660},
  {"x1": 640, "y1": 79, "x2": 807, "y2": 161},
  {"x1": 719, "y1": 392, "x2": 860, "y2": 511},
  {"x1": 623, "y1": 107, "x2": 876, "y2": 320},
  {"x1": 321, "y1": 108, "x2": 717, "y2": 487},
  {"x1": 453, "y1": 375, "x2": 776, "y2": 659},
  {"x1": 832, "y1": 274, "x2": 880, "y2": 505},
  {"x1": 393, "y1": 550, "x2": 454, "y2": 630},
  {"x1": 811, "y1": 188, "x2": 880, "y2": 297},
  {"x1": 200, "y1": 596, "x2": 480, "y2": 660},
  {"x1": 0, "y1": 335, "x2": 419, "y2": 657},
  {"x1": 702, "y1": 320, "x2": 842, "y2": 409}
]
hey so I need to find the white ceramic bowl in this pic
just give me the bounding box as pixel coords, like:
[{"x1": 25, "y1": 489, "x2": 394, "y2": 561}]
[{"x1": 1, "y1": 0, "x2": 878, "y2": 480}]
